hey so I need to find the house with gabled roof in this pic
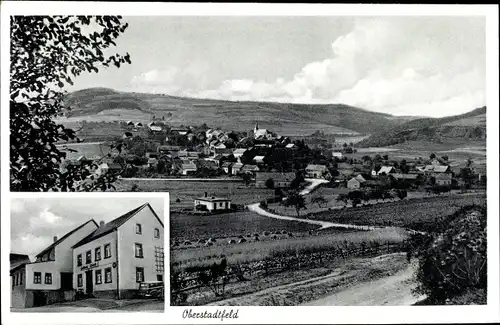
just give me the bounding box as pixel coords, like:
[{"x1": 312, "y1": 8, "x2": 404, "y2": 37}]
[
  {"x1": 72, "y1": 203, "x2": 164, "y2": 299},
  {"x1": 376, "y1": 166, "x2": 395, "y2": 176},
  {"x1": 11, "y1": 220, "x2": 98, "y2": 308}
]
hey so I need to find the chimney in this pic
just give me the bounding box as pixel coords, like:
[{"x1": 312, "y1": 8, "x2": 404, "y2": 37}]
[
  {"x1": 53, "y1": 236, "x2": 58, "y2": 242},
  {"x1": 204, "y1": 192, "x2": 208, "y2": 198},
  {"x1": 99, "y1": 220, "x2": 105, "y2": 227}
]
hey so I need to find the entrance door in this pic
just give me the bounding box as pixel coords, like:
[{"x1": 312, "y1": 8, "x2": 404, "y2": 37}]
[{"x1": 85, "y1": 271, "x2": 93, "y2": 295}]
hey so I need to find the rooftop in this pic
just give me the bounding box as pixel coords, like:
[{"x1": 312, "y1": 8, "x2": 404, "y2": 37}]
[
  {"x1": 73, "y1": 203, "x2": 162, "y2": 249},
  {"x1": 196, "y1": 196, "x2": 231, "y2": 202}
]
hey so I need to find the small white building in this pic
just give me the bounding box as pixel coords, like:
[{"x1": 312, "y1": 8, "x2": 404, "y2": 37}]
[
  {"x1": 347, "y1": 177, "x2": 361, "y2": 189},
  {"x1": 72, "y1": 203, "x2": 164, "y2": 299},
  {"x1": 253, "y1": 155, "x2": 266, "y2": 164},
  {"x1": 435, "y1": 173, "x2": 452, "y2": 186},
  {"x1": 194, "y1": 193, "x2": 232, "y2": 212},
  {"x1": 377, "y1": 166, "x2": 395, "y2": 176},
  {"x1": 305, "y1": 164, "x2": 330, "y2": 179},
  {"x1": 233, "y1": 148, "x2": 247, "y2": 160}
]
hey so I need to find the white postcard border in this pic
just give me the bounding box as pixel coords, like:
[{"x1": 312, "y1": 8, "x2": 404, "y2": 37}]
[{"x1": 1, "y1": 2, "x2": 499, "y2": 325}]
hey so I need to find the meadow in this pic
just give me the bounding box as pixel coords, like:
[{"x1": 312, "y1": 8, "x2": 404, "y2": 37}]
[{"x1": 170, "y1": 210, "x2": 318, "y2": 242}]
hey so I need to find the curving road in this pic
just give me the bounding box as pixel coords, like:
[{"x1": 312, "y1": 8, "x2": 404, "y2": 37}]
[
  {"x1": 248, "y1": 203, "x2": 375, "y2": 231},
  {"x1": 248, "y1": 178, "x2": 376, "y2": 231}
]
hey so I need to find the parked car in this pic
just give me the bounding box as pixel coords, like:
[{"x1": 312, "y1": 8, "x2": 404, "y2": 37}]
[{"x1": 137, "y1": 281, "x2": 164, "y2": 300}]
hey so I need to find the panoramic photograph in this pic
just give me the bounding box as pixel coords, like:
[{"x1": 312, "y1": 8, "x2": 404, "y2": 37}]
[
  {"x1": 9, "y1": 15, "x2": 487, "y2": 308},
  {"x1": 10, "y1": 197, "x2": 165, "y2": 312}
]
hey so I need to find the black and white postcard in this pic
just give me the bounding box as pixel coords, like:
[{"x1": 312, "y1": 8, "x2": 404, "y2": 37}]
[{"x1": 1, "y1": 2, "x2": 499, "y2": 325}]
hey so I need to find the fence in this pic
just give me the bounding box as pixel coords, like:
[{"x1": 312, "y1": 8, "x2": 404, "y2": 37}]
[{"x1": 171, "y1": 241, "x2": 405, "y2": 298}]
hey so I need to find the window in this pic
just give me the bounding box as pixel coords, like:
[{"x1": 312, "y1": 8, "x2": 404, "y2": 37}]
[
  {"x1": 136, "y1": 223, "x2": 142, "y2": 234},
  {"x1": 154, "y1": 228, "x2": 160, "y2": 239},
  {"x1": 104, "y1": 243, "x2": 111, "y2": 259},
  {"x1": 20, "y1": 272, "x2": 23, "y2": 285},
  {"x1": 77, "y1": 254, "x2": 82, "y2": 266},
  {"x1": 154, "y1": 246, "x2": 164, "y2": 273},
  {"x1": 135, "y1": 243, "x2": 144, "y2": 258},
  {"x1": 34, "y1": 272, "x2": 41, "y2": 284},
  {"x1": 45, "y1": 273, "x2": 52, "y2": 284},
  {"x1": 157, "y1": 274, "x2": 163, "y2": 282},
  {"x1": 95, "y1": 269, "x2": 102, "y2": 284},
  {"x1": 14, "y1": 274, "x2": 18, "y2": 286},
  {"x1": 86, "y1": 250, "x2": 92, "y2": 264},
  {"x1": 105, "y1": 268, "x2": 112, "y2": 283},
  {"x1": 136, "y1": 267, "x2": 144, "y2": 283},
  {"x1": 95, "y1": 247, "x2": 101, "y2": 261},
  {"x1": 77, "y1": 274, "x2": 83, "y2": 287}
]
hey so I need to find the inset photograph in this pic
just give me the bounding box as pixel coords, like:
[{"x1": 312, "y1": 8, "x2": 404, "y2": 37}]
[{"x1": 10, "y1": 197, "x2": 165, "y2": 312}]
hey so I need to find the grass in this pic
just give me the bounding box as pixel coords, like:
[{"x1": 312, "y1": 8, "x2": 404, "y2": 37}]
[
  {"x1": 170, "y1": 210, "x2": 318, "y2": 242},
  {"x1": 171, "y1": 227, "x2": 406, "y2": 270}
]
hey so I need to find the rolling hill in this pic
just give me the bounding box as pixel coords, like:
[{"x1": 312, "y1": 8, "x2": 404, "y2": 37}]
[
  {"x1": 62, "y1": 88, "x2": 414, "y2": 136},
  {"x1": 356, "y1": 106, "x2": 487, "y2": 148}
]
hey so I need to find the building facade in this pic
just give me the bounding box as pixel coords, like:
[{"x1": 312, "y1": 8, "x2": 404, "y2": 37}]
[
  {"x1": 72, "y1": 203, "x2": 164, "y2": 299},
  {"x1": 10, "y1": 220, "x2": 98, "y2": 308},
  {"x1": 194, "y1": 194, "x2": 231, "y2": 212}
]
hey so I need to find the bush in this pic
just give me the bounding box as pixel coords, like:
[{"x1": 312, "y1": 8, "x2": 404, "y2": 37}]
[{"x1": 411, "y1": 205, "x2": 487, "y2": 304}]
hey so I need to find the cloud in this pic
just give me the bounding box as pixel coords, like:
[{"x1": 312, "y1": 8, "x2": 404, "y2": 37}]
[
  {"x1": 10, "y1": 198, "x2": 165, "y2": 257},
  {"x1": 128, "y1": 17, "x2": 485, "y2": 117}
]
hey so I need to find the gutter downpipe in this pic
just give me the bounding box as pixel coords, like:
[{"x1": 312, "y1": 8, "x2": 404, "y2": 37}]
[{"x1": 115, "y1": 229, "x2": 120, "y2": 300}]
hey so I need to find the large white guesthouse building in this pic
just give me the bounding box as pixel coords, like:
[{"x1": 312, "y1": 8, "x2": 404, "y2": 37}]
[{"x1": 10, "y1": 203, "x2": 164, "y2": 308}]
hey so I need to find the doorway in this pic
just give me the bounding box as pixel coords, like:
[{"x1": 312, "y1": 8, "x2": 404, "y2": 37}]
[{"x1": 85, "y1": 271, "x2": 93, "y2": 295}]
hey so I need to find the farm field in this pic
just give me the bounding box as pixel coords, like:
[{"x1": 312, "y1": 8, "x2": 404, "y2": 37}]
[
  {"x1": 301, "y1": 193, "x2": 486, "y2": 230},
  {"x1": 170, "y1": 210, "x2": 319, "y2": 242},
  {"x1": 116, "y1": 179, "x2": 274, "y2": 208},
  {"x1": 266, "y1": 188, "x2": 479, "y2": 217},
  {"x1": 171, "y1": 226, "x2": 406, "y2": 270},
  {"x1": 344, "y1": 140, "x2": 486, "y2": 162}
]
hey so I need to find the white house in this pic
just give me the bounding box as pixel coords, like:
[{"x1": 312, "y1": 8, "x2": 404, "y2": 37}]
[
  {"x1": 305, "y1": 164, "x2": 330, "y2": 179},
  {"x1": 332, "y1": 152, "x2": 343, "y2": 159},
  {"x1": 435, "y1": 173, "x2": 452, "y2": 186},
  {"x1": 347, "y1": 177, "x2": 361, "y2": 189},
  {"x1": 194, "y1": 193, "x2": 232, "y2": 212},
  {"x1": 232, "y1": 148, "x2": 247, "y2": 161},
  {"x1": 72, "y1": 203, "x2": 164, "y2": 299},
  {"x1": 377, "y1": 166, "x2": 395, "y2": 176},
  {"x1": 253, "y1": 155, "x2": 266, "y2": 164},
  {"x1": 11, "y1": 220, "x2": 98, "y2": 308},
  {"x1": 149, "y1": 126, "x2": 162, "y2": 132}
]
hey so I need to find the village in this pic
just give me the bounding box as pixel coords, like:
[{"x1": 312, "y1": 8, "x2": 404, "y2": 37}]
[{"x1": 61, "y1": 118, "x2": 487, "y2": 205}]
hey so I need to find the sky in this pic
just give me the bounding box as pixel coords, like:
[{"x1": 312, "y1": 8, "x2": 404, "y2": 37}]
[
  {"x1": 69, "y1": 16, "x2": 486, "y2": 117},
  {"x1": 10, "y1": 197, "x2": 165, "y2": 260}
]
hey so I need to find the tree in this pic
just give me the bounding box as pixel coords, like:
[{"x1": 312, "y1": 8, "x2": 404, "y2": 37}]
[
  {"x1": 430, "y1": 153, "x2": 437, "y2": 159},
  {"x1": 265, "y1": 178, "x2": 275, "y2": 189},
  {"x1": 10, "y1": 16, "x2": 131, "y2": 191},
  {"x1": 282, "y1": 190, "x2": 307, "y2": 216},
  {"x1": 240, "y1": 172, "x2": 252, "y2": 187},
  {"x1": 382, "y1": 154, "x2": 389, "y2": 161},
  {"x1": 336, "y1": 193, "x2": 348, "y2": 206},
  {"x1": 198, "y1": 257, "x2": 230, "y2": 297},
  {"x1": 311, "y1": 195, "x2": 328, "y2": 208},
  {"x1": 396, "y1": 188, "x2": 407, "y2": 200}
]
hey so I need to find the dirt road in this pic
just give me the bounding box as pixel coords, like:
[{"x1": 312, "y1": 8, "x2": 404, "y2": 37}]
[
  {"x1": 303, "y1": 261, "x2": 425, "y2": 306},
  {"x1": 209, "y1": 253, "x2": 423, "y2": 306}
]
